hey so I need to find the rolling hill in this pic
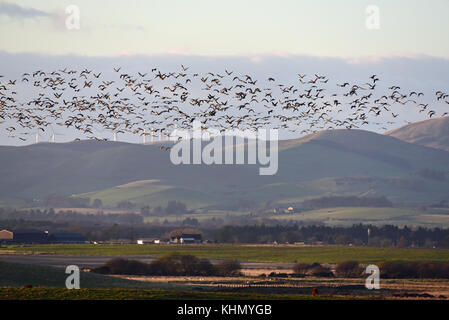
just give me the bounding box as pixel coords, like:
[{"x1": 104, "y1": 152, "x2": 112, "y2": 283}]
[
  {"x1": 386, "y1": 117, "x2": 449, "y2": 152},
  {"x1": 1, "y1": 128, "x2": 449, "y2": 209}
]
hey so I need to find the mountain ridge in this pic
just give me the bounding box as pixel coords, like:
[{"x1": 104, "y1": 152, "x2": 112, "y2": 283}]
[
  {"x1": 386, "y1": 117, "x2": 449, "y2": 152},
  {"x1": 1, "y1": 128, "x2": 449, "y2": 208}
]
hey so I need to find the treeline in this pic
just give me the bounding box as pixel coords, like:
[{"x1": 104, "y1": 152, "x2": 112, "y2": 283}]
[
  {"x1": 2, "y1": 207, "x2": 449, "y2": 248},
  {"x1": 91, "y1": 253, "x2": 241, "y2": 277},
  {"x1": 211, "y1": 224, "x2": 449, "y2": 248},
  {"x1": 41, "y1": 194, "x2": 91, "y2": 208},
  {"x1": 291, "y1": 260, "x2": 449, "y2": 279},
  {"x1": 302, "y1": 196, "x2": 393, "y2": 209},
  {"x1": 28, "y1": 194, "x2": 192, "y2": 214},
  {"x1": 0, "y1": 207, "x2": 143, "y2": 225},
  {"x1": 379, "y1": 261, "x2": 449, "y2": 279},
  {"x1": 0, "y1": 207, "x2": 175, "y2": 241},
  {"x1": 140, "y1": 201, "x2": 191, "y2": 216}
]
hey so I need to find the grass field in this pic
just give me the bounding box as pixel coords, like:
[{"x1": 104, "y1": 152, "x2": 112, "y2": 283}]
[
  {"x1": 143, "y1": 206, "x2": 449, "y2": 227},
  {"x1": 3, "y1": 244, "x2": 449, "y2": 264},
  {"x1": 74, "y1": 179, "x2": 219, "y2": 209},
  {"x1": 269, "y1": 207, "x2": 449, "y2": 227},
  {"x1": 0, "y1": 261, "x2": 173, "y2": 289}
]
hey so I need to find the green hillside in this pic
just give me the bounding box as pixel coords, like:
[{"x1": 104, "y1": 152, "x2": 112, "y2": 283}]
[
  {"x1": 77, "y1": 180, "x2": 219, "y2": 209},
  {"x1": 270, "y1": 206, "x2": 449, "y2": 227},
  {"x1": 1, "y1": 129, "x2": 449, "y2": 211}
]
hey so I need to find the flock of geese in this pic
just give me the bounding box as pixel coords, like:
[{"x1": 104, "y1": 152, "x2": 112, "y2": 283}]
[{"x1": 0, "y1": 66, "x2": 448, "y2": 144}]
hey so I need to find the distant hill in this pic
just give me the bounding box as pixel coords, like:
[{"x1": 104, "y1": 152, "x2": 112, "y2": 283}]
[
  {"x1": 1, "y1": 128, "x2": 449, "y2": 209},
  {"x1": 386, "y1": 117, "x2": 449, "y2": 152}
]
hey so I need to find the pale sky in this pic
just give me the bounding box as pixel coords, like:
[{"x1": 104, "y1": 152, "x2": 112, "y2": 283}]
[{"x1": 0, "y1": 0, "x2": 448, "y2": 58}]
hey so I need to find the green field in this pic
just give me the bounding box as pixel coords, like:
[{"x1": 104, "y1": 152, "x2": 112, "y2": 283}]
[
  {"x1": 75, "y1": 179, "x2": 218, "y2": 209},
  {"x1": 3, "y1": 244, "x2": 449, "y2": 263},
  {"x1": 0, "y1": 260, "x2": 172, "y2": 289},
  {"x1": 269, "y1": 207, "x2": 449, "y2": 227},
  {"x1": 141, "y1": 206, "x2": 449, "y2": 227}
]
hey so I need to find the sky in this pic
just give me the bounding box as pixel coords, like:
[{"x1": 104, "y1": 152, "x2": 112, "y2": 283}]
[
  {"x1": 0, "y1": 0, "x2": 448, "y2": 145},
  {"x1": 1, "y1": 0, "x2": 448, "y2": 58}
]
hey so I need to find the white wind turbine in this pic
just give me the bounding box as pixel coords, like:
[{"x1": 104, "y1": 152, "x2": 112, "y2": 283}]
[{"x1": 49, "y1": 126, "x2": 64, "y2": 143}]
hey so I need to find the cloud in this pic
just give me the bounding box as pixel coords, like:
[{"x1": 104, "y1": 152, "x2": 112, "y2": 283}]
[{"x1": 0, "y1": 2, "x2": 53, "y2": 19}]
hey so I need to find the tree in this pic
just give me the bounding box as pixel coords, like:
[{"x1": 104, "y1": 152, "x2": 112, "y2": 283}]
[
  {"x1": 92, "y1": 199, "x2": 103, "y2": 208},
  {"x1": 309, "y1": 265, "x2": 333, "y2": 277},
  {"x1": 335, "y1": 261, "x2": 363, "y2": 278},
  {"x1": 165, "y1": 201, "x2": 188, "y2": 214},
  {"x1": 182, "y1": 217, "x2": 199, "y2": 227},
  {"x1": 215, "y1": 260, "x2": 242, "y2": 276},
  {"x1": 116, "y1": 200, "x2": 134, "y2": 210},
  {"x1": 397, "y1": 236, "x2": 408, "y2": 248},
  {"x1": 140, "y1": 205, "x2": 151, "y2": 216}
]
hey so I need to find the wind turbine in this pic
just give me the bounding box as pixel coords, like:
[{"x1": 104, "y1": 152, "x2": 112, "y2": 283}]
[
  {"x1": 34, "y1": 128, "x2": 45, "y2": 144},
  {"x1": 49, "y1": 125, "x2": 64, "y2": 143}
]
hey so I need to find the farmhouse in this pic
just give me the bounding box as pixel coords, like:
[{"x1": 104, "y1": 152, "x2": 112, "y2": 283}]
[
  {"x1": 272, "y1": 206, "x2": 303, "y2": 214},
  {"x1": 170, "y1": 233, "x2": 202, "y2": 244}
]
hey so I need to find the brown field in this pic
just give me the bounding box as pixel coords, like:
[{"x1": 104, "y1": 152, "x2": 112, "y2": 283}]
[{"x1": 111, "y1": 274, "x2": 449, "y2": 300}]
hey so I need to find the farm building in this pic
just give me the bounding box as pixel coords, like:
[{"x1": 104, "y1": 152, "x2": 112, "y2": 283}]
[
  {"x1": 170, "y1": 233, "x2": 202, "y2": 244},
  {"x1": 0, "y1": 229, "x2": 13, "y2": 241},
  {"x1": 273, "y1": 206, "x2": 303, "y2": 214},
  {"x1": 0, "y1": 229, "x2": 85, "y2": 244},
  {"x1": 47, "y1": 233, "x2": 86, "y2": 243},
  {"x1": 1, "y1": 230, "x2": 49, "y2": 244}
]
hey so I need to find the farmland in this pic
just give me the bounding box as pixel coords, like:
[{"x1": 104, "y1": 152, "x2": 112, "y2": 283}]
[
  {"x1": 268, "y1": 207, "x2": 449, "y2": 227},
  {"x1": 2, "y1": 244, "x2": 449, "y2": 264}
]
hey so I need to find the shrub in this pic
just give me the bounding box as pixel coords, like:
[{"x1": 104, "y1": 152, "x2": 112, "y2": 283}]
[
  {"x1": 90, "y1": 265, "x2": 110, "y2": 274},
  {"x1": 91, "y1": 254, "x2": 244, "y2": 277},
  {"x1": 149, "y1": 253, "x2": 183, "y2": 275},
  {"x1": 104, "y1": 258, "x2": 151, "y2": 275},
  {"x1": 378, "y1": 261, "x2": 416, "y2": 278},
  {"x1": 150, "y1": 253, "x2": 214, "y2": 276},
  {"x1": 379, "y1": 261, "x2": 449, "y2": 279},
  {"x1": 215, "y1": 259, "x2": 242, "y2": 276},
  {"x1": 292, "y1": 262, "x2": 320, "y2": 275},
  {"x1": 292, "y1": 262, "x2": 333, "y2": 277},
  {"x1": 309, "y1": 265, "x2": 334, "y2": 277},
  {"x1": 335, "y1": 260, "x2": 363, "y2": 278}
]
